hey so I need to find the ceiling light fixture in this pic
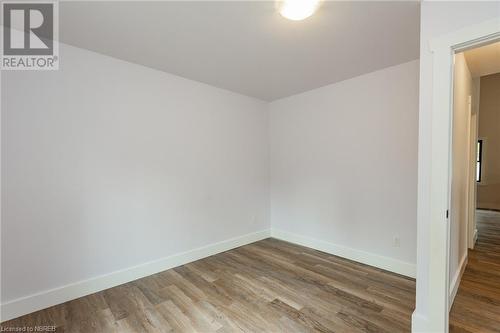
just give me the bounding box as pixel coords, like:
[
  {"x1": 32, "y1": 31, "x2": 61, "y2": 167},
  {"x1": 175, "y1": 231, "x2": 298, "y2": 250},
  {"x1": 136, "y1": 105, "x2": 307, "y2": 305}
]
[{"x1": 278, "y1": 0, "x2": 321, "y2": 21}]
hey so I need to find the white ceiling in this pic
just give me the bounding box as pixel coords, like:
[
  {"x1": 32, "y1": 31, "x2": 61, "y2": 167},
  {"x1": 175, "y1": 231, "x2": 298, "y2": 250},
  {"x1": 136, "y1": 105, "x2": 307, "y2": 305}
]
[
  {"x1": 59, "y1": 1, "x2": 420, "y2": 101},
  {"x1": 464, "y1": 41, "x2": 500, "y2": 78}
]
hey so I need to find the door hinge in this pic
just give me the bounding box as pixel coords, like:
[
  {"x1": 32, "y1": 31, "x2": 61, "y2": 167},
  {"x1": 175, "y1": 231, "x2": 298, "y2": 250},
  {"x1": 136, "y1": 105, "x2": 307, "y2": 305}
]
[{"x1": 446, "y1": 210, "x2": 449, "y2": 219}]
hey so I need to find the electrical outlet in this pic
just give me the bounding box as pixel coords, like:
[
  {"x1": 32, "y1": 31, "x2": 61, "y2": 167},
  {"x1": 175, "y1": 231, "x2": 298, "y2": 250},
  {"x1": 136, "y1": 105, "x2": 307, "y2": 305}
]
[{"x1": 393, "y1": 236, "x2": 401, "y2": 248}]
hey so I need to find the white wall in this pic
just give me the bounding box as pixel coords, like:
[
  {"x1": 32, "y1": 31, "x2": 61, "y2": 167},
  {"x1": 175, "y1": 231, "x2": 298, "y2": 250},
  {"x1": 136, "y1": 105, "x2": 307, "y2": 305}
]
[
  {"x1": 1, "y1": 44, "x2": 269, "y2": 308},
  {"x1": 269, "y1": 60, "x2": 419, "y2": 274},
  {"x1": 477, "y1": 73, "x2": 500, "y2": 210},
  {"x1": 449, "y1": 52, "x2": 472, "y2": 300},
  {"x1": 415, "y1": 2, "x2": 500, "y2": 331}
]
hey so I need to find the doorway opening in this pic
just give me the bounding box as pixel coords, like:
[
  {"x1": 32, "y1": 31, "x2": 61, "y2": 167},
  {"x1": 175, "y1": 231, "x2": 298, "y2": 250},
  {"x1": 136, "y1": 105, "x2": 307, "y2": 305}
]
[{"x1": 448, "y1": 40, "x2": 500, "y2": 332}]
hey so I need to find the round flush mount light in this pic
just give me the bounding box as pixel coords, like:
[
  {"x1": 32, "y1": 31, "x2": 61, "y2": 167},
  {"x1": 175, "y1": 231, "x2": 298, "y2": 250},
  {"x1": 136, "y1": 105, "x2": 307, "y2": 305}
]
[{"x1": 277, "y1": 0, "x2": 321, "y2": 21}]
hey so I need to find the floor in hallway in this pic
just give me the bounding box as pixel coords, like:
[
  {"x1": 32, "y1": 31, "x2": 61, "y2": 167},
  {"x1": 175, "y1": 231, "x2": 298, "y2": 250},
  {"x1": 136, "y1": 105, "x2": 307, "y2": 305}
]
[{"x1": 450, "y1": 209, "x2": 500, "y2": 333}]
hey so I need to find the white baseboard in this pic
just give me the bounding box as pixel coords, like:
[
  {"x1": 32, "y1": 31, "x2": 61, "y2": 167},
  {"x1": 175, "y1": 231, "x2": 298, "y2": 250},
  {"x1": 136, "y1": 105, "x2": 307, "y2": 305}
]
[
  {"x1": 473, "y1": 228, "x2": 478, "y2": 246},
  {"x1": 1, "y1": 229, "x2": 271, "y2": 322},
  {"x1": 449, "y1": 253, "x2": 468, "y2": 310},
  {"x1": 270, "y1": 228, "x2": 416, "y2": 278},
  {"x1": 2, "y1": 228, "x2": 416, "y2": 322}
]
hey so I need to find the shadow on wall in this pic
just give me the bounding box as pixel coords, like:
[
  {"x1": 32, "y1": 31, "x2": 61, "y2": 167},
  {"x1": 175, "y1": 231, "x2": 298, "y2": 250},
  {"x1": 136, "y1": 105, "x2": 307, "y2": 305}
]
[{"x1": 477, "y1": 73, "x2": 500, "y2": 211}]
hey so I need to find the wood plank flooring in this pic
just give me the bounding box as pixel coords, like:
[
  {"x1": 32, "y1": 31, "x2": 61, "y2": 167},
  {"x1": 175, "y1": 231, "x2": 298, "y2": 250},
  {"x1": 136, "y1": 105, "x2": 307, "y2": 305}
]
[
  {"x1": 450, "y1": 210, "x2": 500, "y2": 333},
  {"x1": 2, "y1": 238, "x2": 416, "y2": 332}
]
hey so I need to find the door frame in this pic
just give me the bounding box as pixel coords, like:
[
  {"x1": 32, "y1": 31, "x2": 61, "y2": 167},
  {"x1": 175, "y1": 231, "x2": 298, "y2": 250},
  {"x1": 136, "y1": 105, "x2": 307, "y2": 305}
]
[
  {"x1": 424, "y1": 17, "x2": 500, "y2": 332},
  {"x1": 464, "y1": 95, "x2": 472, "y2": 251},
  {"x1": 467, "y1": 84, "x2": 479, "y2": 250}
]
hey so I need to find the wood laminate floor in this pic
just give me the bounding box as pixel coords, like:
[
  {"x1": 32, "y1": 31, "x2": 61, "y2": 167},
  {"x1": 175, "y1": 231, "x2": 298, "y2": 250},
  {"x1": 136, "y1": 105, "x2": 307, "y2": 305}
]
[
  {"x1": 450, "y1": 210, "x2": 500, "y2": 333},
  {"x1": 2, "y1": 238, "x2": 416, "y2": 332}
]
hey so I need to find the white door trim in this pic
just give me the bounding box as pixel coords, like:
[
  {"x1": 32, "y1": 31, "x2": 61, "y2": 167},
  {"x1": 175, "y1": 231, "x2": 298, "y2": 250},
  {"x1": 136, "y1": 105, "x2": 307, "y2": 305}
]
[
  {"x1": 468, "y1": 83, "x2": 479, "y2": 250},
  {"x1": 464, "y1": 95, "x2": 472, "y2": 251},
  {"x1": 417, "y1": 17, "x2": 500, "y2": 332}
]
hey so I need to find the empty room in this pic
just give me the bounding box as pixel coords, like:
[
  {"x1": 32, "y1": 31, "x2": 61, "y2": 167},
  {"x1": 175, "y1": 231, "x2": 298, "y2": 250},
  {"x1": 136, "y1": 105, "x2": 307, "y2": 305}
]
[{"x1": 1, "y1": 1, "x2": 500, "y2": 332}]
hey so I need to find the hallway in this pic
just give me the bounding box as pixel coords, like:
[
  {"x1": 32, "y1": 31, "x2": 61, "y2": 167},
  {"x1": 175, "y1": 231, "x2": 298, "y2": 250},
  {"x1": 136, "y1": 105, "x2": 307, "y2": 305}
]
[{"x1": 450, "y1": 210, "x2": 500, "y2": 332}]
